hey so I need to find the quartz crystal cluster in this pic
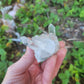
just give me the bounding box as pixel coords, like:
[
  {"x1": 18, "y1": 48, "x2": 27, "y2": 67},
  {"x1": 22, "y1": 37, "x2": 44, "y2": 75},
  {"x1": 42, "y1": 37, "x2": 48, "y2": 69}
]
[
  {"x1": 0, "y1": 3, "x2": 24, "y2": 32},
  {"x1": 20, "y1": 24, "x2": 59, "y2": 62}
]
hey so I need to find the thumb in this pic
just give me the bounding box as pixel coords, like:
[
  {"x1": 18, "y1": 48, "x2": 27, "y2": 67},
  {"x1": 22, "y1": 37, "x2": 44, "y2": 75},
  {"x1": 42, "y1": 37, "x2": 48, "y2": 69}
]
[{"x1": 8, "y1": 47, "x2": 35, "y2": 73}]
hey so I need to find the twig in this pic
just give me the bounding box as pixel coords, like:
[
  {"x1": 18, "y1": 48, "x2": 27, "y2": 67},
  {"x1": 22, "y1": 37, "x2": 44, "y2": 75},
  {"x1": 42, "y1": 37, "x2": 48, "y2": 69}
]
[
  {"x1": 67, "y1": 38, "x2": 81, "y2": 41},
  {"x1": 47, "y1": 12, "x2": 49, "y2": 18},
  {"x1": 66, "y1": 38, "x2": 84, "y2": 42},
  {"x1": 65, "y1": 46, "x2": 73, "y2": 49},
  {"x1": 39, "y1": 27, "x2": 47, "y2": 34}
]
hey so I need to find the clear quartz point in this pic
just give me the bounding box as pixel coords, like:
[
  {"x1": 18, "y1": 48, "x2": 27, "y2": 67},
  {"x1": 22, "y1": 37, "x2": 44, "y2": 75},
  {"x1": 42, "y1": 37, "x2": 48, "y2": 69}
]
[
  {"x1": 20, "y1": 24, "x2": 59, "y2": 62},
  {"x1": 48, "y1": 24, "x2": 56, "y2": 35}
]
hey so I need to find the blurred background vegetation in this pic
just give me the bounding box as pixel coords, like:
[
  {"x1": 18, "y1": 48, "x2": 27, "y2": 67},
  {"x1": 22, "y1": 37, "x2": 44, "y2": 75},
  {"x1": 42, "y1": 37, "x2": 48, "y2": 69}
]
[{"x1": 0, "y1": 0, "x2": 84, "y2": 84}]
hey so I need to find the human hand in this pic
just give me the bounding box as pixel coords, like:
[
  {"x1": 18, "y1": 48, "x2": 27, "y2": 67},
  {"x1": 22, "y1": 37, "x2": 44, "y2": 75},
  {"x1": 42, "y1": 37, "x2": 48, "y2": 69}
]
[{"x1": 2, "y1": 41, "x2": 67, "y2": 84}]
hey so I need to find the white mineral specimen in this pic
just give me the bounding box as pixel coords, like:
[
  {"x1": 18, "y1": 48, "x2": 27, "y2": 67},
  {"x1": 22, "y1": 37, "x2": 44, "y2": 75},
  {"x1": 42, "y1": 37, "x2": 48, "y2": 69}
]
[
  {"x1": 0, "y1": 5, "x2": 17, "y2": 32},
  {"x1": 0, "y1": 6, "x2": 12, "y2": 17},
  {"x1": 8, "y1": 3, "x2": 24, "y2": 19},
  {"x1": 20, "y1": 24, "x2": 59, "y2": 62},
  {"x1": 8, "y1": 4, "x2": 20, "y2": 19},
  {"x1": 2, "y1": 19, "x2": 16, "y2": 32}
]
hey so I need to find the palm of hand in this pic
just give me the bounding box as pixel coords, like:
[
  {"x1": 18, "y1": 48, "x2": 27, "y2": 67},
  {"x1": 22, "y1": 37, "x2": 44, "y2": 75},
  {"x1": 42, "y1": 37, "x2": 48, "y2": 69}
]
[
  {"x1": 24, "y1": 59, "x2": 56, "y2": 84},
  {"x1": 7, "y1": 58, "x2": 56, "y2": 84},
  {"x1": 2, "y1": 41, "x2": 67, "y2": 84}
]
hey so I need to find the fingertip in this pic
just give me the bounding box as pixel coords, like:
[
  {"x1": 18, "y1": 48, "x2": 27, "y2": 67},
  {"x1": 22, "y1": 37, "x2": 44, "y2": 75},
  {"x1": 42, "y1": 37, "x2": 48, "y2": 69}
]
[
  {"x1": 59, "y1": 41, "x2": 65, "y2": 48},
  {"x1": 25, "y1": 47, "x2": 34, "y2": 56},
  {"x1": 26, "y1": 46, "x2": 33, "y2": 51}
]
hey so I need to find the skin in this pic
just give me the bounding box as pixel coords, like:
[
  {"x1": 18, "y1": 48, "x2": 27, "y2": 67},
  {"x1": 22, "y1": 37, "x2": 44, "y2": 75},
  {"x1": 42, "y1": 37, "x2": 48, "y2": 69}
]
[{"x1": 2, "y1": 41, "x2": 67, "y2": 84}]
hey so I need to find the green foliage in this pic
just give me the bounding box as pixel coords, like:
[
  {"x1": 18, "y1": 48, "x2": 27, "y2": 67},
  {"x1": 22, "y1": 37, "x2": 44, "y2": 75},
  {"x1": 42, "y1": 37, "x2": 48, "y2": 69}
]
[
  {"x1": 80, "y1": 10, "x2": 84, "y2": 18},
  {"x1": 0, "y1": 49, "x2": 6, "y2": 61},
  {"x1": 73, "y1": 41, "x2": 84, "y2": 48},
  {"x1": 0, "y1": 0, "x2": 16, "y2": 5},
  {"x1": 66, "y1": 0, "x2": 84, "y2": 20},
  {"x1": 8, "y1": 0, "x2": 12, "y2": 5},
  {"x1": 52, "y1": 78, "x2": 56, "y2": 84},
  {"x1": 51, "y1": 0, "x2": 67, "y2": 5},
  {"x1": 69, "y1": 41, "x2": 84, "y2": 84},
  {"x1": 16, "y1": 0, "x2": 60, "y2": 36},
  {"x1": 0, "y1": 25, "x2": 13, "y2": 82},
  {"x1": 59, "y1": 41, "x2": 84, "y2": 84},
  {"x1": 58, "y1": 70, "x2": 70, "y2": 84},
  {"x1": 55, "y1": 25, "x2": 61, "y2": 36},
  {"x1": 53, "y1": 0, "x2": 84, "y2": 21},
  {"x1": 4, "y1": 14, "x2": 13, "y2": 20}
]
